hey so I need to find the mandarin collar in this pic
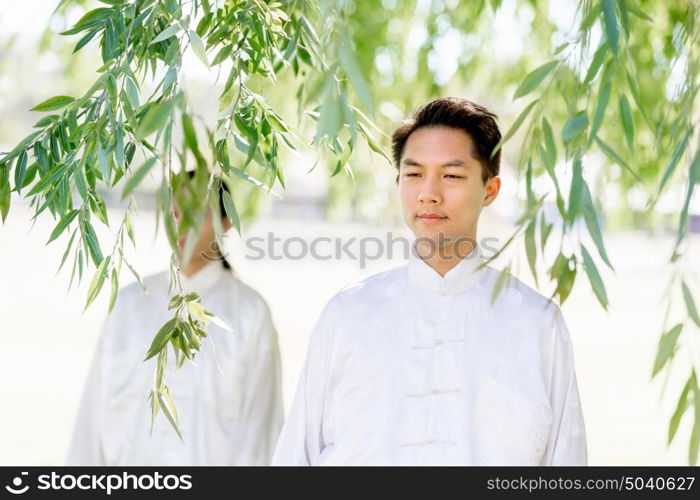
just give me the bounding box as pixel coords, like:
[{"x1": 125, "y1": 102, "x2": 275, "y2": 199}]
[
  {"x1": 406, "y1": 243, "x2": 486, "y2": 295},
  {"x1": 180, "y1": 261, "x2": 227, "y2": 295}
]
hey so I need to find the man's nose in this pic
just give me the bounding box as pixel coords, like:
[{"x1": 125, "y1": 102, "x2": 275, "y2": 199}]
[{"x1": 417, "y1": 176, "x2": 442, "y2": 204}]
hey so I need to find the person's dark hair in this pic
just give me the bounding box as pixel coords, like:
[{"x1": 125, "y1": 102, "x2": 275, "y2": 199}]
[
  {"x1": 184, "y1": 169, "x2": 232, "y2": 271},
  {"x1": 391, "y1": 97, "x2": 502, "y2": 184}
]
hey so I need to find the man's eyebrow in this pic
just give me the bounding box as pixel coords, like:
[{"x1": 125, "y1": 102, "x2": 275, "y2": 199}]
[{"x1": 402, "y1": 158, "x2": 467, "y2": 167}]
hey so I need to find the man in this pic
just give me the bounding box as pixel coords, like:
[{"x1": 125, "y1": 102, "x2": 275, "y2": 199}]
[
  {"x1": 272, "y1": 97, "x2": 587, "y2": 465},
  {"x1": 66, "y1": 170, "x2": 284, "y2": 465}
]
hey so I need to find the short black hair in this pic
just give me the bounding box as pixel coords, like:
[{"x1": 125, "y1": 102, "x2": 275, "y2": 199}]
[{"x1": 391, "y1": 97, "x2": 502, "y2": 183}]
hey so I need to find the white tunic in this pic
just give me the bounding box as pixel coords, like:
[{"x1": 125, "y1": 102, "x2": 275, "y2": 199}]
[
  {"x1": 272, "y1": 247, "x2": 587, "y2": 465},
  {"x1": 66, "y1": 262, "x2": 284, "y2": 465}
]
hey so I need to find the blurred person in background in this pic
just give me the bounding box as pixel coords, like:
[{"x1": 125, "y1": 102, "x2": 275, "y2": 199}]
[
  {"x1": 66, "y1": 168, "x2": 283, "y2": 465},
  {"x1": 272, "y1": 97, "x2": 587, "y2": 466}
]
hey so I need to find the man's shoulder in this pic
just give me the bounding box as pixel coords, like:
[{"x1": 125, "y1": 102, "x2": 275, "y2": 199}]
[
  {"x1": 331, "y1": 264, "x2": 407, "y2": 304},
  {"x1": 112, "y1": 269, "x2": 168, "y2": 306},
  {"x1": 222, "y1": 272, "x2": 272, "y2": 316},
  {"x1": 480, "y1": 266, "x2": 561, "y2": 321}
]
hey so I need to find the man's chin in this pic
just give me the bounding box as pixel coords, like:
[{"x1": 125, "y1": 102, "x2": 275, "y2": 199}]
[
  {"x1": 413, "y1": 231, "x2": 457, "y2": 247},
  {"x1": 413, "y1": 231, "x2": 478, "y2": 254}
]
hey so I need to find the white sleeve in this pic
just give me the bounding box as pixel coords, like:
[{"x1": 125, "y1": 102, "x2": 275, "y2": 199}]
[
  {"x1": 236, "y1": 301, "x2": 285, "y2": 465},
  {"x1": 541, "y1": 307, "x2": 588, "y2": 465},
  {"x1": 271, "y1": 299, "x2": 337, "y2": 466},
  {"x1": 64, "y1": 308, "x2": 117, "y2": 465}
]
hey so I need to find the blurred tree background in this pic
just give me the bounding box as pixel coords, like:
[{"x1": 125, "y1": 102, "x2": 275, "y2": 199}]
[{"x1": 0, "y1": 0, "x2": 698, "y2": 463}]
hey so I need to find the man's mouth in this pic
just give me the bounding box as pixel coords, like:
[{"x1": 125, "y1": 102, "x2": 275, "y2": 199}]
[{"x1": 417, "y1": 212, "x2": 448, "y2": 222}]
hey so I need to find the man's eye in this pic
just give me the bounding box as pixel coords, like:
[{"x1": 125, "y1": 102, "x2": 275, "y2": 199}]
[
  {"x1": 404, "y1": 173, "x2": 420, "y2": 177},
  {"x1": 445, "y1": 174, "x2": 464, "y2": 179}
]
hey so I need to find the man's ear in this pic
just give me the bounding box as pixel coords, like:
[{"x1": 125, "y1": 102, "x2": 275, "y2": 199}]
[{"x1": 483, "y1": 176, "x2": 501, "y2": 207}]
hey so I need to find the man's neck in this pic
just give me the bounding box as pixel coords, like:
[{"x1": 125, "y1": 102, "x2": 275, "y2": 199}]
[
  {"x1": 416, "y1": 238, "x2": 476, "y2": 277},
  {"x1": 181, "y1": 257, "x2": 211, "y2": 278}
]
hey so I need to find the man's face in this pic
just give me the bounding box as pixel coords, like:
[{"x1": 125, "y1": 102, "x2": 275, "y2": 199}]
[
  {"x1": 397, "y1": 126, "x2": 500, "y2": 253},
  {"x1": 173, "y1": 200, "x2": 219, "y2": 265}
]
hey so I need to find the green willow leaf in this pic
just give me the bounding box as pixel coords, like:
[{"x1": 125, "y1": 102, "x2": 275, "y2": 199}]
[
  {"x1": 108, "y1": 268, "x2": 119, "y2": 314},
  {"x1": 627, "y1": 3, "x2": 653, "y2": 22},
  {"x1": 652, "y1": 323, "x2": 683, "y2": 377},
  {"x1": 581, "y1": 181, "x2": 613, "y2": 270},
  {"x1": 125, "y1": 78, "x2": 140, "y2": 109},
  {"x1": 73, "y1": 29, "x2": 99, "y2": 53},
  {"x1": 148, "y1": 390, "x2": 159, "y2": 433},
  {"x1": 681, "y1": 282, "x2": 700, "y2": 328},
  {"x1": 26, "y1": 161, "x2": 73, "y2": 197},
  {"x1": 358, "y1": 122, "x2": 390, "y2": 163},
  {"x1": 60, "y1": 7, "x2": 113, "y2": 35},
  {"x1": 120, "y1": 249, "x2": 146, "y2": 292},
  {"x1": 542, "y1": 117, "x2": 557, "y2": 169},
  {"x1": 594, "y1": 136, "x2": 640, "y2": 180},
  {"x1": 121, "y1": 157, "x2": 157, "y2": 201},
  {"x1": 33, "y1": 115, "x2": 59, "y2": 128},
  {"x1": 601, "y1": 0, "x2": 619, "y2": 57},
  {"x1": 525, "y1": 219, "x2": 538, "y2": 286},
  {"x1": 98, "y1": 141, "x2": 110, "y2": 185},
  {"x1": 490, "y1": 264, "x2": 512, "y2": 304},
  {"x1": 690, "y1": 381, "x2": 700, "y2": 465},
  {"x1": 581, "y1": 244, "x2": 608, "y2": 310},
  {"x1": 315, "y1": 79, "x2": 343, "y2": 143},
  {"x1": 20, "y1": 163, "x2": 37, "y2": 191},
  {"x1": 587, "y1": 81, "x2": 611, "y2": 147},
  {"x1": 115, "y1": 123, "x2": 125, "y2": 169},
  {"x1": 30, "y1": 96, "x2": 75, "y2": 112},
  {"x1": 150, "y1": 24, "x2": 181, "y2": 45},
  {"x1": 0, "y1": 163, "x2": 9, "y2": 222},
  {"x1": 654, "y1": 129, "x2": 691, "y2": 201},
  {"x1": 125, "y1": 208, "x2": 136, "y2": 246},
  {"x1": 583, "y1": 41, "x2": 609, "y2": 85},
  {"x1": 90, "y1": 192, "x2": 109, "y2": 226},
  {"x1": 84, "y1": 255, "x2": 110, "y2": 311},
  {"x1": 56, "y1": 228, "x2": 77, "y2": 275},
  {"x1": 554, "y1": 259, "x2": 577, "y2": 304},
  {"x1": 669, "y1": 374, "x2": 693, "y2": 444},
  {"x1": 47, "y1": 209, "x2": 79, "y2": 244},
  {"x1": 3, "y1": 131, "x2": 41, "y2": 166},
  {"x1": 490, "y1": 99, "x2": 539, "y2": 160},
  {"x1": 619, "y1": 94, "x2": 635, "y2": 152},
  {"x1": 513, "y1": 61, "x2": 559, "y2": 100},
  {"x1": 562, "y1": 111, "x2": 588, "y2": 144},
  {"x1": 157, "y1": 388, "x2": 183, "y2": 441},
  {"x1": 540, "y1": 211, "x2": 553, "y2": 249},
  {"x1": 553, "y1": 41, "x2": 569, "y2": 55},
  {"x1": 674, "y1": 148, "x2": 700, "y2": 250},
  {"x1": 136, "y1": 100, "x2": 174, "y2": 139},
  {"x1": 211, "y1": 44, "x2": 233, "y2": 66},
  {"x1": 567, "y1": 156, "x2": 583, "y2": 225},
  {"x1": 581, "y1": 2, "x2": 602, "y2": 30},
  {"x1": 549, "y1": 253, "x2": 568, "y2": 281},
  {"x1": 181, "y1": 113, "x2": 203, "y2": 161},
  {"x1": 221, "y1": 190, "x2": 241, "y2": 234},
  {"x1": 144, "y1": 318, "x2": 178, "y2": 361},
  {"x1": 222, "y1": 166, "x2": 281, "y2": 198},
  {"x1": 338, "y1": 32, "x2": 374, "y2": 112},
  {"x1": 188, "y1": 30, "x2": 209, "y2": 67},
  {"x1": 83, "y1": 221, "x2": 104, "y2": 265},
  {"x1": 13, "y1": 151, "x2": 28, "y2": 195}
]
